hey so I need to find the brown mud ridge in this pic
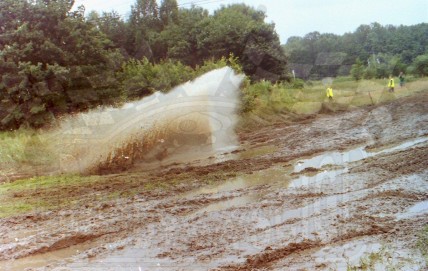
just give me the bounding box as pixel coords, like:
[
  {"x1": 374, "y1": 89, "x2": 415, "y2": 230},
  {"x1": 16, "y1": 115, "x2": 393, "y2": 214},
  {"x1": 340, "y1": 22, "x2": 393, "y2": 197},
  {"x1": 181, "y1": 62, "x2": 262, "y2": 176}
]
[{"x1": 1, "y1": 92, "x2": 428, "y2": 270}]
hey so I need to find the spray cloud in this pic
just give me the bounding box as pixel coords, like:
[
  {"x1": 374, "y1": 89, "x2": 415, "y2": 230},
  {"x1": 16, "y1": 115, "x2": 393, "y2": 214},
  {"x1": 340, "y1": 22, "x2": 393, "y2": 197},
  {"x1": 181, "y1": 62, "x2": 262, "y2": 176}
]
[{"x1": 48, "y1": 67, "x2": 244, "y2": 174}]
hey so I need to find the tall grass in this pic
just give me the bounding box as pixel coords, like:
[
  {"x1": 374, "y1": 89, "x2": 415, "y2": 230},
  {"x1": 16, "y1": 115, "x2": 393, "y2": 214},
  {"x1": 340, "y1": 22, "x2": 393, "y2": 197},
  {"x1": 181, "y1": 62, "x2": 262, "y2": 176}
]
[
  {"x1": 241, "y1": 76, "x2": 428, "y2": 118},
  {"x1": 417, "y1": 225, "x2": 428, "y2": 264},
  {"x1": 0, "y1": 129, "x2": 56, "y2": 174}
]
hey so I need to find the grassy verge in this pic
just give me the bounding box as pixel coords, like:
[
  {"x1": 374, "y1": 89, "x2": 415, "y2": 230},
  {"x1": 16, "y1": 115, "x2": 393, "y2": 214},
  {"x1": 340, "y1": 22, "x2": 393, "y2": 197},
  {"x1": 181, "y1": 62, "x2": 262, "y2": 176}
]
[
  {"x1": 417, "y1": 225, "x2": 428, "y2": 264},
  {"x1": 0, "y1": 173, "x2": 171, "y2": 218},
  {"x1": 346, "y1": 245, "x2": 423, "y2": 271},
  {"x1": 0, "y1": 166, "x2": 238, "y2": 218},
  {"x1": 0, "y1": 174, "x2": 100, "y2": 217},
  {"x1": 239, "y1": 77, "x2": 428, "y2": 128},
  {"x1": 346, "y1": 228, "x2": 428, "y2": 271},
  {"x1": 0, "y1": 130, "x2": 57, "y2": 168}
]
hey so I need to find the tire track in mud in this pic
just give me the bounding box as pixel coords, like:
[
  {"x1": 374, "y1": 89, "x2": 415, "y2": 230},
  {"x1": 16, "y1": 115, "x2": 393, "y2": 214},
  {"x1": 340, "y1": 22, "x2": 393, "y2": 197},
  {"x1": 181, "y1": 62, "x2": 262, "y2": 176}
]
[
  {"x1": 215, "y1": 143, "x2": 428, "y2": 270},
  {"x1": 226, "y1": 215, "x2": 400, "y2": 270},
  {"x1": 217, "y1": 222, "x2": 394, "y2": 271},
  {"x1": 1, "y1": 92, "x2": 427, "y2": 270},
  {"x1": 102, "y1": 92, "x2": 428, "y2": 269},
  {"x1": 173, "y1": 142, "x2": 427, "y2": 269}
]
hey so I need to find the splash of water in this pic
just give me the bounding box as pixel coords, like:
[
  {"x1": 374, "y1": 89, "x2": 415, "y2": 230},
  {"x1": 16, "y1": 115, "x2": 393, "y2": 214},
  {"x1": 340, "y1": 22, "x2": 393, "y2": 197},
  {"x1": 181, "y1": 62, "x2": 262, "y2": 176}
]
[{"x1": 48, "y1": 67, "x2": 244, "y2": 174}]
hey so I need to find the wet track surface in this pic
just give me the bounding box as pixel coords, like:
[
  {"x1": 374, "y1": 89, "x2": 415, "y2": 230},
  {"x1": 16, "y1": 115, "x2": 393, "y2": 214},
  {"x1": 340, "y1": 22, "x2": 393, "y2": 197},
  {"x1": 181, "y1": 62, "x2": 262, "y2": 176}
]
[{"x1": 1, "y1": 92, "x2": 427, "y2": 270}]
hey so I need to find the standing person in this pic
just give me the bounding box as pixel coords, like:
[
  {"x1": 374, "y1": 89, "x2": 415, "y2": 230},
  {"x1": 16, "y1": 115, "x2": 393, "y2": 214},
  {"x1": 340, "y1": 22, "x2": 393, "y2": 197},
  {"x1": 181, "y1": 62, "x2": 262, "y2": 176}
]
[
  {"x1": 326, "y1": 86, "x2": 333, "y2": 100},
  {"x1": 388, "y1": 75, "x2": 395, "y2": 92},
  {"x1": 399, "y1": 72, "x2": 405, "y2": 87}
]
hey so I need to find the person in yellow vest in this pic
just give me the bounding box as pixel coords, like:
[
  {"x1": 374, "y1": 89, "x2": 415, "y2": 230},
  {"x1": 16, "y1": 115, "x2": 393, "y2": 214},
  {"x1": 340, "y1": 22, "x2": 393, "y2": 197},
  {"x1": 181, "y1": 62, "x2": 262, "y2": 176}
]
[
  {"x1": 388, "y1": 75, "x2": 395, "y2": 92},
  {"x1": 326, "y1": 86, "x2": 333, "y2": 100}
]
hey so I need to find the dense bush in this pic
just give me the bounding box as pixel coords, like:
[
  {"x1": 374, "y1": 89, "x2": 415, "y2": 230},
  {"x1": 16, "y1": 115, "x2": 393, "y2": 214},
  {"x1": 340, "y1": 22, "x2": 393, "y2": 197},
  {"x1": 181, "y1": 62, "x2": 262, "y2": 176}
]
[
  {"x1": 408, "y1": 54, "x2": 428, "y2": 77},
  {"x1": 0, "y1": 0, "x2": 288, "y2": 130}
]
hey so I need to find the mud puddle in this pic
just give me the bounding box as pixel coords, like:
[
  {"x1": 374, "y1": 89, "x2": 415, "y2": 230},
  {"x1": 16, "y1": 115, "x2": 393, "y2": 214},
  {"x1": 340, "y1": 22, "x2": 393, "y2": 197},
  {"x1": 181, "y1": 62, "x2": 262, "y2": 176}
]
[
  {"x1": 177, "y1": 144, "x2": 276, "y2": 171},
  {"x1": 190, "y1": 194, "x2": 261, "y2": 216},
  {"x1": 177, "y1": 164, "x2": 292, "y2": 217},
  {"x1": 132, "y1": 145, "x2": 239, "y2": 172},
  {"x1": 181, "y1": 165, "x2": 291, "y2": 199},
  {"x1": 396, "y1": 200, "x2": 428, "y2": 220},
  {"x1": 2, "y1": 230, "x2": 39, "y2": 244},
  {"x1": 289, "y1": 169, "x2": 348, "y2": 188},
  {"x1": 69, "y1": 250, "x2": 176, "y2": 271},
  {"x1": 1, "y1": 241, "x2": 97, "y2": 271},
  {"x1": 294, "y1": 136, "x2": 427, "y2": 172},
  {"x1": 288, "y1": 136, "x2": 427, "y2": 191},
  {"x1": 256, "y1": 191, "x2": 367, "y2": 229},
  {"x1": 174, "y1": 144, "x2": 276, "y2": 170},
  {"x1": 182, "y1": 137, "x2": 426, "y2": 218}
]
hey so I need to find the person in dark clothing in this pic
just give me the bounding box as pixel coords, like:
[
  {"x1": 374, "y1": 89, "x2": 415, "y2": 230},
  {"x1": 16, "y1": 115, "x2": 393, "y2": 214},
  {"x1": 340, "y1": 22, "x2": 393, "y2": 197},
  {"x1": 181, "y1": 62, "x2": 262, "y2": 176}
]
[{"x1": 399, "y1": 72, "x2": 405, "y2": 87}]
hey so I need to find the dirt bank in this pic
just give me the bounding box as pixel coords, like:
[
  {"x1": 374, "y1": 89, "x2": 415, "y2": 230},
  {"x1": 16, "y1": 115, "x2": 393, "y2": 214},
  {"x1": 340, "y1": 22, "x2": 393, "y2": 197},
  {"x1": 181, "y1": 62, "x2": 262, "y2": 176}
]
[{"x1": 0, "y1": 91, "x2": 427, "y2": 270}]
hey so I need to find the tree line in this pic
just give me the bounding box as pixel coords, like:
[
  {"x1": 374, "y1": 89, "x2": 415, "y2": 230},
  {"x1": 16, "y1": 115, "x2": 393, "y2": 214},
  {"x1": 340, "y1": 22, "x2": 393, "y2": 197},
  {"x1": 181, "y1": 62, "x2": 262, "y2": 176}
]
[
  {"x1": 283, "y1": 22, "x2": 428, "y2": 80},
  {"x1": 1, "y1": 1, "x2": 428, "y2": 130},
  {"x1": 0, "y1": 0, "x2": 288, "y2": 130},
  {"x1": 87, "y1": 0, "x2": 288, "y2": 81}
]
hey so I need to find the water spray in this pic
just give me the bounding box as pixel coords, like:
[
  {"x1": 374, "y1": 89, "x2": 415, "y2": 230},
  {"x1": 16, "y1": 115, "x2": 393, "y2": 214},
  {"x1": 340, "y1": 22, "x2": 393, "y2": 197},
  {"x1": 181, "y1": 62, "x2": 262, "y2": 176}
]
[{"x1": 48, "y1": 67, "x2": 244, "y2": 174}]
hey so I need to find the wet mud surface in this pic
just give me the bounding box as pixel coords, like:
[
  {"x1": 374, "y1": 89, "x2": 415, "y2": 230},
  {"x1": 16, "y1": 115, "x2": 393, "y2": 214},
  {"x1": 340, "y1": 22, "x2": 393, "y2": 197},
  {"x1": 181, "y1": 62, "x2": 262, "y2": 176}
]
[{"x1": 1, "y1": 92, "x2": 428, "y2": 270}]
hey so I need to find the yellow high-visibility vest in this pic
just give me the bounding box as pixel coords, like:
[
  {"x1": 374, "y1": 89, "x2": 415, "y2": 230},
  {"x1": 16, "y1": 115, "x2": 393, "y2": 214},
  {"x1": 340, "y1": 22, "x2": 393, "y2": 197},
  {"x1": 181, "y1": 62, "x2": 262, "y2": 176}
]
[
  {"x1": 388, "y1": 78, "x2": 395, "y2": 88},
  {"x1": 326, "y1": 87, "x2": 333, "y2": 97}
]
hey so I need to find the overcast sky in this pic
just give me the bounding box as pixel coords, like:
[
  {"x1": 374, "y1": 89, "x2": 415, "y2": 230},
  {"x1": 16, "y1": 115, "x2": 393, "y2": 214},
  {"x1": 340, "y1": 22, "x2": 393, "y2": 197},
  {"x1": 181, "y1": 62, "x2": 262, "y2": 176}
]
[{"x1": 73, "y1": 0, "x2": 428, "y2": 43}]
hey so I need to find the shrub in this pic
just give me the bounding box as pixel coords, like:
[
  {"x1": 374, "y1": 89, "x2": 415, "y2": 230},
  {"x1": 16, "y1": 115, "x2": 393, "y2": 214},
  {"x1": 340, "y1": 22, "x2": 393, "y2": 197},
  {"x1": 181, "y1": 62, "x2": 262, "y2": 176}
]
[{"x1": 409, "y1": 54, "x2": 428, "y2": 77}]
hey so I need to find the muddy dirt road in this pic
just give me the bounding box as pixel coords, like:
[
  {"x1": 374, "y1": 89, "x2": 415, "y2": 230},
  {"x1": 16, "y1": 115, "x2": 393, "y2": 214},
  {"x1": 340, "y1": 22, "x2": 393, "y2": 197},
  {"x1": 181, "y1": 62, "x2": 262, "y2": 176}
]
[{"x1": 1, "y1": 91, "x2": 427, "y2": 270}]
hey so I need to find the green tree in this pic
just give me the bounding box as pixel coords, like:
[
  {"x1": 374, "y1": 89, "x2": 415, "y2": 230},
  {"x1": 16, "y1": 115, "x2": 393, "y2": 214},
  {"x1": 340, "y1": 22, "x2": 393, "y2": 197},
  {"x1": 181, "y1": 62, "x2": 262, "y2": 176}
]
[
  {"x1": 350, "y1": 58, "x2": 365, "y2": 81},
  {"x1": 157, "y1": 6, "x2": 209, "y2": 66},
  {"x1": 88, "y1": 11, "x2": 128, "y2": 51},
  {"x1": 159, "y1": 0, "x2": 178, "y2": 27},
  {"x1": 408, "y1": 54, "x2": 428, "y2": 77},
  {"x1": 128, "y1": 0, "x2": 160, "y2": 59},
  {"x1": 0, "y1": 0, "x2": 117, "y2": 129},
  {"x1": 284, "y1": 22, "x2": 428, "y2": 78},
  {"x1": 196, "y1": 4, "x2": 288, "y2": 82},
  {"x1": 130, "y1": 0, "x2": 159, "y2": 28}
]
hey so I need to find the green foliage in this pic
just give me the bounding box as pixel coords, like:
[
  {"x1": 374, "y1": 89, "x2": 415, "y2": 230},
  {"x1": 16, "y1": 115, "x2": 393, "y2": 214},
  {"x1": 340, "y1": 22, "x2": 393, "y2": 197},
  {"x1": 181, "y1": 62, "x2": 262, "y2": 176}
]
[
  {"x1": 126, "y1": 0, "x2": 162, "y2": 59},
  {"x1": 284, "y1": 22, "x2": 428, "y2": 78},
  {"x1": 351, "y1": 58, "x2": 365, "y2": 81},
  {"x1": 346, "y1": 245, "x2": 423, "y2": 271},
  {"x1": 193, "y1": 54, "x2": 241, "y2": 77},
  {"x1": 362, "y1": 54, "x2": 404, "y2": 79},
  {"x1": 0, "y1": 129, "x2": 56, "y2": 165},
  {"x1": 3, "y1": 0, "x2": 427, "y2": 131},
  {"x1": 194, "y1": 58, "x2": 229, "y2": 76},
  {"x1": 0, "y1": 0, "x2": 123, "y2": 129},
  {"x1": 159, "y1": 0, "x2": 179, "y2": 26},
  {"x1": 156, "y1": 6, "x2": 209, "y2": 66},
  {"x1": 240, "y1": 80, "x2": 270, "y2": 113},
  {"x1": 408, "y1": 54, "x2": 428, "y2": 77},
  {"x1": 0, "y1": 0, "x2": 291, "y2": 130},
  {"x1": 0, "y1": 174, "x2": 101, "y2": 217},
  {"x1": 241, "y1": 79, "x2": 306, "y2": 114},
  {"x1": 117, "y1": 58, "x2": 185, "y2": 98},
  {"x1": 191, "y1": 4, "x2": 288, "y2": 82},
  {"x1": 117, "y1": 56, "x2": 242, "y2": 100},
  {"x1": 345, "y1": 53, "x2": 409, "y2": 80},
  {"x1": 289, "y1": 78, "x2": 305, "y2": 89},
  {"x1": 417, "y1": 225, "x2": 428, "y2": 263},
  {"x1": 87, "y1": 11, "x2": 128, "y2": 49},
  {"x1": 130, "y1": 0, "x2": 160, "y2": 29}
]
